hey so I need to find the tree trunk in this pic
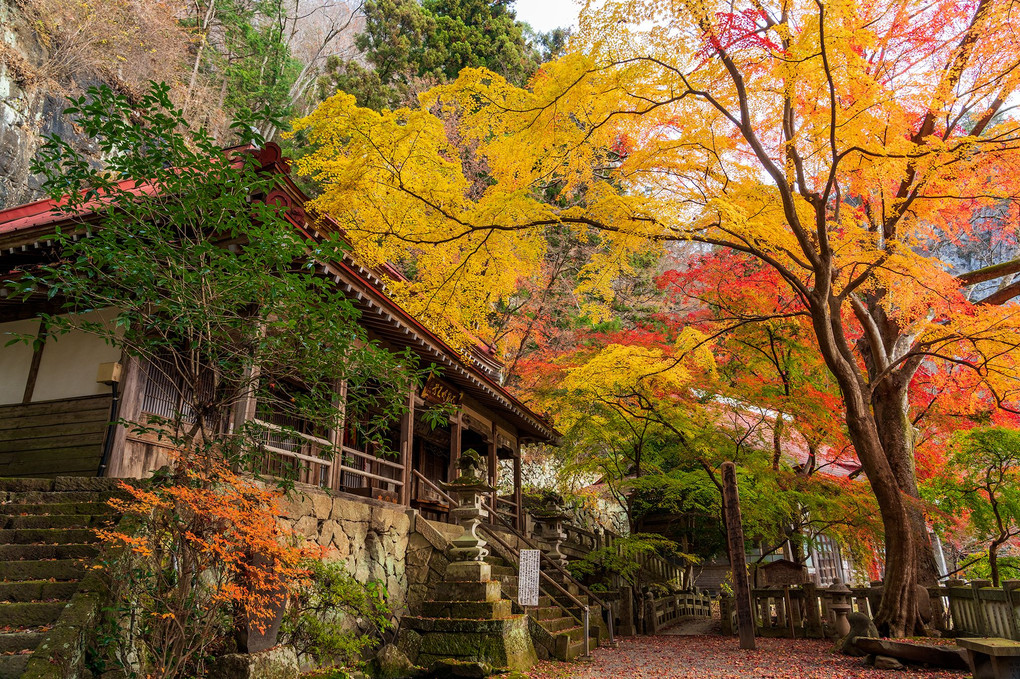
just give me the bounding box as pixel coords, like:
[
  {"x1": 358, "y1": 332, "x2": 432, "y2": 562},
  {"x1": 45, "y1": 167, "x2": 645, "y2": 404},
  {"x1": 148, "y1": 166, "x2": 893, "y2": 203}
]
[
  {"x1": 872, "y1": 374, "x2": 942, "y2": 631},
  {"x1": 843, "y1": 405, "x2": 919, "y2": 637},
  {"x1": 989, "y1": 538, "x2": 1004, "y2": 587},
  {"x1": 808, "y1": 301, "x2": 918, "y2": 637}
]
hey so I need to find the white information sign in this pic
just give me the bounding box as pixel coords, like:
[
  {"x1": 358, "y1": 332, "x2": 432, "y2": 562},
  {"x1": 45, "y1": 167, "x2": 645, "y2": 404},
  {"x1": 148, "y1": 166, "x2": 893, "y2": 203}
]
[{"x1": 518, "y1": 549, "x2": 541, "y2": 607}]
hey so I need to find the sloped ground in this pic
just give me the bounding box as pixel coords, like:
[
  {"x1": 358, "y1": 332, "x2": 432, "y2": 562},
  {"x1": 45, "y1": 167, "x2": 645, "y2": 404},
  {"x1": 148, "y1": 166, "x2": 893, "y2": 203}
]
[{"x1": 525, "y1": 635, "x2": 969, "y2": 678}]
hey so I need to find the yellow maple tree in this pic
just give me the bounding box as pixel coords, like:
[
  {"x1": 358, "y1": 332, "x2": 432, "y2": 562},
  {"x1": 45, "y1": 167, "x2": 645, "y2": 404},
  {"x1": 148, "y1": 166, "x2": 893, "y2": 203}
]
[{"x1": 293, "y1": 0, "x2": 1020, "y2": 635}]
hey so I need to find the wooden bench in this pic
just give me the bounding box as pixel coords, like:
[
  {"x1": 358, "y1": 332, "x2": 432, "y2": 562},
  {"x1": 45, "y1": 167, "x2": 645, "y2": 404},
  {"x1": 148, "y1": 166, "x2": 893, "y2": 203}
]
[{"x1": 958, "y1": 638, "x2": 1020, "y2": 679}]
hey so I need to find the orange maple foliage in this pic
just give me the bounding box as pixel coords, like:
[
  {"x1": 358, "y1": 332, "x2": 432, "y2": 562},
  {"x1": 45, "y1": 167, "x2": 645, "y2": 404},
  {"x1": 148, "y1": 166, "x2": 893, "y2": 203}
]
[{"x1": 98, "y1": 453, "x2": 316, "y2": 678}]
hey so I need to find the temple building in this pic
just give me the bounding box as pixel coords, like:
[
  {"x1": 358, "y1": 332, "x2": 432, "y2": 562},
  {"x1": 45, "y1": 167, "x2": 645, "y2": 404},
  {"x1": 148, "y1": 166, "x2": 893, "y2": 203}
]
[{"x1": 0, "y1": 143, "x2": 555, "y2": 530}]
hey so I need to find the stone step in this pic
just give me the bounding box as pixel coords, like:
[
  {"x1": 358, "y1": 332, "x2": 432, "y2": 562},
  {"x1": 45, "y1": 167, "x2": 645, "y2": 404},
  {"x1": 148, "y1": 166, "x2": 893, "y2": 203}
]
[
  {"x1": 0, "y1": 478, "x2": 122, "y2": 493},
  {"x1": 483, "y1": 555, "x2": 509, "y2": 567},
  {"x1": 0, "y1": 502, "x2": 115, "y2": 516},
  {"x1": 0, "y1": 480, "x2": 55, "y2": 493},
  {"x1": 0, "y1": 528, "x2": 99, "y2": 545},
  {"x1": 0, "y1": 558, "x2": 86, "y2": 582},
  {"x1": 563, "y1": 640, "x2": 586, "y2": 662},
  {"x1": 0, "y1": 514, "x2": 113, "y2": 530},
  {"x1": 0, "y1": 543, "x2": 98, "y2": 561},
  {"x1": 0, "y1": 653, "x2": 29, "y2": 679},
  {"x1": 1, "y1": 490, "x2": 115, "y2": 504},
  {"x1": 0, "y1": 601, "x2": 67, "y2": 627},
  {"x1": 0, "y1": 631, "x2": 43, "y2": 654},
  {"x1": 489, "y1": 565, "x2": 515, "y2": 577},
  {"x1": 558, "y1": 625, "x2": 586, "y2": 644},
  {"x1": 422, "y1": 519, "x2": 463, "y2": 542},
  {"x1": 536, "y1": 605, "x2": 564, "y2": 621},
  {"x1": 0, "y1": 580, "x2": 79, "y2": 602},
  {"x1": 540, "y1": 616, "x2": 576, "y2": 633}
]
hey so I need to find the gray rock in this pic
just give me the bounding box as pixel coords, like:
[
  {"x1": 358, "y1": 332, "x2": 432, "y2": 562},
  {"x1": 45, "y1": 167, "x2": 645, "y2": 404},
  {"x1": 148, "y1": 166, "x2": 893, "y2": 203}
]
[
  {"x1": 426, "y1": 659, "x2": 492, "y2": 678},
  {"x1": 916, "y1": 585, "x2": 932, "y2": 625},
  {"x1": 207, "y1": 647, "x2": 299, "y2": 679},
  {"x1": 374, "y1": 642, "x2": 418, "y2": 679},
  {"x1": 837, "y1": 612, "x2": 880, "y2": 656},
  {"x1": 874, "y1": 655, "x2": 904, "y2": 670}
]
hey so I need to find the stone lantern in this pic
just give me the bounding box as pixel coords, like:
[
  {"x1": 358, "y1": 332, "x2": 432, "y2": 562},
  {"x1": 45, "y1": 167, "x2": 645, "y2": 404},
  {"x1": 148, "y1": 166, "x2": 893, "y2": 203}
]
[
  {"x1": 531, "y1": 491, "x2": 570, "y2": 572},
  {"x1": 827, "y1": 580, "x2": 853, "y2": 637},
  {"x1": 441, "y1": 449, "x2": 493, "y2": 580}
]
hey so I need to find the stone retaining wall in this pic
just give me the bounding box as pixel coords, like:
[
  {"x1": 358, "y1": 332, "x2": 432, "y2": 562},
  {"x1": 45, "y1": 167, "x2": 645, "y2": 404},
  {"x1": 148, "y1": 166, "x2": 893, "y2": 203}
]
[
  {"x1": 277, "y1": 487, "x2": 411, "y2": 615},
  {"x1": 405, "y1": 516, "x2": 455, "y2": 616}
]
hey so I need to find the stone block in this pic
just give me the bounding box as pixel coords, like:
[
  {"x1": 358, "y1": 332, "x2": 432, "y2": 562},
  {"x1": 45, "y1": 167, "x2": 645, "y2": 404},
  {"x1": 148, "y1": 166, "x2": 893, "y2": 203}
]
[
  {"x1": 311, "y1": 492, "x2": 333, "y2": 520},
  {"x1": 855, "y1": 638, "x2": 968, "y2": 670},
  {"x1": 332, "y1": 497, "x2": 371, "y2": 523},
  {"x1": 397, "y1": 627, "x2": 423, "y2": 661},
  {"x1": 838, "y1": 612, "x2": 879, "y2": 656},
  {"x1": 403, "y1": 615, "x2": 537, "y2": 672},
  {"x1": 207, "y1": 646, "x2": 299, "y2": 679},
  {"x1": 277, "y1": 493, "x2": 312, "y2": 518},
  {"x1": 436, "y1": 580, "x2": 501, "y2": 603},
  {"x1": 422, "y1": 600, "x2": 512, "y2": 620},
  {"x1": 874, "y1": 655, "x2": 904, "y2": 671},
  {"x1": 427, "y1": 659, "x2": 493, "y2": 678},
  {"x1": 445, "y1": 561, "x2": 491, "y2": 583},
  {"x1": 318, "y1": 520, "x2": 335, "y2": 547},
  {"x1": 292, "y1": 515, "x2": 318, "y2": 538}
]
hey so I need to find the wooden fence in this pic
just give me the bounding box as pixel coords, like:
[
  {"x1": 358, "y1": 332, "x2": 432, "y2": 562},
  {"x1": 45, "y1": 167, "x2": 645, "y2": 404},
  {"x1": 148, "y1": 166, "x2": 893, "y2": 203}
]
[
  {"x1": 720, "y1": 579, "x2": 1020, "y2": 640},
  {"x1": 941, "y1": 579, "x2": 1020, "y2": 639}
]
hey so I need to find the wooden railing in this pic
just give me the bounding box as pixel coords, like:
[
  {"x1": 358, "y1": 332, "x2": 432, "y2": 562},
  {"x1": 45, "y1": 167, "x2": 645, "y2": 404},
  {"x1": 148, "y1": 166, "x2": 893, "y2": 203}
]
[
  {"x1": 252, "y1": 418, "x2": 333, "y2": 487},
  {"x1": 646, "y1": 590, "x2": 714, "y2": 634},
  {"x1": 338, "y1": 444, "x2": 404, "y2": 494},
  {"x1": 495, "y1": 496, "x2": 519, "y2": 523}
]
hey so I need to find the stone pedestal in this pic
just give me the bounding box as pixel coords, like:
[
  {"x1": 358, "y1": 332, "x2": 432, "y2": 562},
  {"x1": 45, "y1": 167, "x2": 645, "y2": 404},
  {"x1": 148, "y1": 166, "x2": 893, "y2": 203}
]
[
  {"x1": 399, "y1": 451, "x2": 537, "y2": 673},
  {"x1": 208, "y1": 647, "x2": 298, "y2": 679}
]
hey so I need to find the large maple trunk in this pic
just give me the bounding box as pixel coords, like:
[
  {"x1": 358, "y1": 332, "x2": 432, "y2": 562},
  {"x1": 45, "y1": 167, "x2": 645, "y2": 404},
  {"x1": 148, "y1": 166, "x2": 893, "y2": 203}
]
[
  {"x1": 809, "y1": 303, "x2": 919, "y2": 637},
  {"x1": 842, "y1": 396, "x2": 920, "y2": 637},
  {"x1": 872, "y1": 379, "x2": 942, "y2": 591}
]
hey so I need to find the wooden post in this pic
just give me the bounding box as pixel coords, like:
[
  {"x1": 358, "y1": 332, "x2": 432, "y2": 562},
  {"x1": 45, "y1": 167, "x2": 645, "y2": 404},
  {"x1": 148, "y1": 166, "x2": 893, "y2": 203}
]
[
  {"x1": 329, "y1": 380, "x2": 348, "y2": 491},
  {"x1": 513, "y1": 451, "x2": 523, "y2": 531},
  {"x1": 398, "y1": 385, "x2": 415, "y2": 505},
  {"x1": 488, "y1": 423, "x2": 498, "y2": 524},
  {"x1": 722, "y1": 461, "x2": 756, "y2": 650},
  {"x1": 448, "y1": 412, "x2": 462, "y2": 482},
  {"x1": 105, "y1": 353, "x2": 142, "y2": 478},
  {"x1": 784, "y1": 586, "x2": 797, "y2": 639}
]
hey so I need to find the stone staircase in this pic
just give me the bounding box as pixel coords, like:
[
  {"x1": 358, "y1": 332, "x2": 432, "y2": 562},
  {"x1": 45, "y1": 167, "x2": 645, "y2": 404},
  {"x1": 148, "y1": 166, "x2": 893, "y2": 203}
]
[
  {"x1": 420, "y1": 518, "x2": 603, "y2": 662},
  {"x1": 485, "y1": 552, "x2": 604, "y2": 661},
  {"x1": 0, "y1": 478, "x2": 122, "y2": 679}
]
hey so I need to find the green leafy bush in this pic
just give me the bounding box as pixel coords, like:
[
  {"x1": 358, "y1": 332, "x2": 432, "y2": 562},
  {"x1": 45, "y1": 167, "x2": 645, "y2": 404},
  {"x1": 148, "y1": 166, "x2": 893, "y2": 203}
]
[{"x1": 283, "y1": 560, "x2": 394, "y2": 671}]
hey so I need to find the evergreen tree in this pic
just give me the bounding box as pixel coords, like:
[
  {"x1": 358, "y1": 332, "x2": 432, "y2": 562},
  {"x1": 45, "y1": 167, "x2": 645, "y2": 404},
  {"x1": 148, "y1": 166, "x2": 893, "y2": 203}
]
[{"x1": 316, "y1": 0, "x2": 545, "y2": 110}]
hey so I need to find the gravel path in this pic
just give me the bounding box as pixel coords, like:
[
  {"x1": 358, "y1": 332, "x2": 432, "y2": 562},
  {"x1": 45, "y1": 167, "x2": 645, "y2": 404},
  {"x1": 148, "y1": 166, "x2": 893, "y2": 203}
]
[{"x1": 526, "y1": 635, "x2": 970, "y2": 678}]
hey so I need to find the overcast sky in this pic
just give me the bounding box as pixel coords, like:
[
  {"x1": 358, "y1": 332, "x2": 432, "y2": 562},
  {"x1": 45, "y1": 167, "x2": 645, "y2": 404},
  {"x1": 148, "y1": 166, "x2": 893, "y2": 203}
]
[{"x1": 514, "y1": 0, "x2": 581, "y2": 33}]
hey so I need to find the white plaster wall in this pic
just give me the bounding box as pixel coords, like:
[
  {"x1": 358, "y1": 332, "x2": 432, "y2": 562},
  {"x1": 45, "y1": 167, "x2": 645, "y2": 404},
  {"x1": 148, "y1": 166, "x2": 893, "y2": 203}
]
[
  {"x1": 32, "y1": 309, "x2": 122, "y2": 402},
  {"x1": 0, "y1": 317, "x2": 41, "y2": 405}
]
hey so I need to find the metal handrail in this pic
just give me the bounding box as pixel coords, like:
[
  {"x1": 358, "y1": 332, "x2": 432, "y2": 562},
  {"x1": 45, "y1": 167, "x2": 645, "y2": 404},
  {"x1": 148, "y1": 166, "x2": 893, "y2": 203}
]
[{"x1": 412, "y1": 470, "x2": 615, "y2": 648}]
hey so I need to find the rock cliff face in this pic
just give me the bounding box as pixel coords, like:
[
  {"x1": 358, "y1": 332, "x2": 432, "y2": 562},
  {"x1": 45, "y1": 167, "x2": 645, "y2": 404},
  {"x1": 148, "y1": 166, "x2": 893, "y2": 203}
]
[{"x1": 0, "y1": 0, "x2": 101, "y2": 209}]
